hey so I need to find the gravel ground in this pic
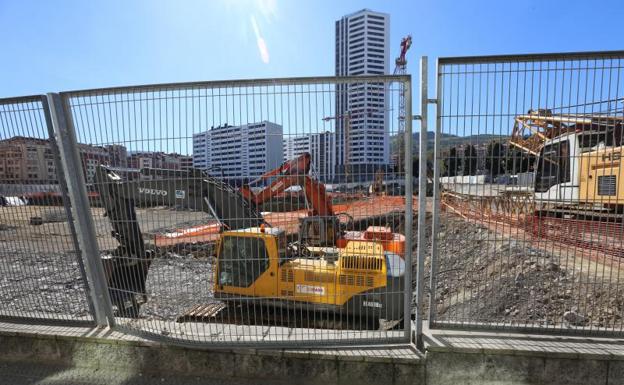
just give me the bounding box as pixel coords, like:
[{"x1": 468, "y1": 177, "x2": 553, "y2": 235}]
[
  {"x1": 0, "y1": 248, "x2": 91, "y2": 318},
  {"x1": 139, "y1": 252, "x2": 215, "y2": 321},
  {"x1": 428, "y1": 213, "x2": 624, "y2": 328},
  {"x1": 2, "y1": 204, "x2": 623, "y2": 330}
]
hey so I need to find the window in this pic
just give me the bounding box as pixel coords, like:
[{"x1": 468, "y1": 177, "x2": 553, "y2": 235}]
[
  {"x1": 218, "y1": 235, "x2": 270, "y2": 287},
  {"x1": 535, "y1": 140, "x2": 570, "y2": 193}
]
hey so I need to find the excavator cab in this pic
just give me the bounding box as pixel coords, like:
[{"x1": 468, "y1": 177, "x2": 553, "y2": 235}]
[{"x1": 298, "y1": 216, "x2": 340, "y2": 248}]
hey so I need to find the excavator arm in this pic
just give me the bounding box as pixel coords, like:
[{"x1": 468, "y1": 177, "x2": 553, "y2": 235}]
[
  {"x1": 238, "y1": 152, "x2": 340, "y2": 247},
  {"x1": 239, "y1": 152, "x2": 334, "y2": 217},
  {"x1": 94, "y1": 165, "x2": 264, "y2": 316}
]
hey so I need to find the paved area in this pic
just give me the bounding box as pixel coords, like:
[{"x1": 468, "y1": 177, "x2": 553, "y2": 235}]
[{"x1": 424, "y1": 323, "x2": 624, "y2": 359}]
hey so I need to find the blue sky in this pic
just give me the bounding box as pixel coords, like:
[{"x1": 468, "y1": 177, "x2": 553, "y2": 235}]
[{"x1": 1, "y1": 0, "x2": 623, "y2": 98}]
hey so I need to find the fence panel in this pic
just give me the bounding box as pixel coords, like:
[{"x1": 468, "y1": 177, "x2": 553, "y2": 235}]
[
  {"x1": 430, "y1": 51, "x2": 624, "y2": 335},
  {"x1": 0, "y1": 96, "x2": 94, "y2": 323},
  {"x1": 61, "y1": 75, "x2": 414, "y2": 346}
]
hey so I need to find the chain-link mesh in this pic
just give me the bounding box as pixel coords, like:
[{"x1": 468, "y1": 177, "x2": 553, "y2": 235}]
[
  {"x1": 62, "y1": 75, "x2": 414, "y2": 345},
  {"x1": 0, "y1": 96, "x2": 93, "y2": 322},
  {"x1": 430, "y1": 52, "x2": 624, "y2": 335}
]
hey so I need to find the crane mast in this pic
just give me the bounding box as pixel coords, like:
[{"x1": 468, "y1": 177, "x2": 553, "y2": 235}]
[{"x1": 393, "y1": 35, "x2": 412, "y2": 171}]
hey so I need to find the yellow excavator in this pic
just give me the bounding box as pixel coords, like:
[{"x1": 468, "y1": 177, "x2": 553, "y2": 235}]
[{"x1": 95, "y1": 154, "x2": 405, "y2": 329}]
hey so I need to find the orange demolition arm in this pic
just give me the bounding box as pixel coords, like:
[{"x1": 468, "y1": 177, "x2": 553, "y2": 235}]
[{"x1": 240, "y1": 152, "x2": 335, "y2": 217}]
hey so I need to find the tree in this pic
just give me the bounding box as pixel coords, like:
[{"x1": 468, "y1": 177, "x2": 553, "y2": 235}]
[
  {"x1": 485, "y1": 141, "x2": 505, "y2": 177},
  {"x1": 506, "y1": 147, "x2": 537, "y2": 174},
  {"x1": 412, "y1": 156, "x2": 419, "y2": 178},
  {"x1": 444, "y1": 147, "x2": 461, "y2": 177},
  {"x1": 463, "y1": 144, "x2": 478, "y2": 176}
]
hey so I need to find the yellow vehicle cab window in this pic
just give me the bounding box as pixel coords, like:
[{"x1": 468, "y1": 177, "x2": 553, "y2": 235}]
[{"x1": 218, "y1": 235, "x2": 269, "y2": 288}]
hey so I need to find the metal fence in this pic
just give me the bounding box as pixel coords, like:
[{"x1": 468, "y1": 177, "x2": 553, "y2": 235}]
[
  {"x1": 429, "y1": 51, "x2": 624, "y2": 335},
  {"x1": 3, "y1": 50, "x2": 623, "y2": 348},
  {"x1": 0, "y1": 75, "x2": 415, "y2": 346},
  {"x1": 0, "y1": 96, "x2": 94, "y2": 323}
]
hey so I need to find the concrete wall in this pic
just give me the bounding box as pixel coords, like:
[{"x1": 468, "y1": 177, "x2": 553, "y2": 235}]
[
  {"x1": 1, "y1": 327, "x2": 623, "y2": 385},
  {"x1": 0, "y1": 331, "x2": 423, "y2": 385}
]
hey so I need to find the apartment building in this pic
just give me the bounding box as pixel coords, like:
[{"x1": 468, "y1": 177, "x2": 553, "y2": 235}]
[
  {"x1": 335, "y1": 9, "x2": 390, "y2": 178},
  {"x1": 283, "y1": 131, "x2": 336, "y2": 182},
  {"x1": 193, "y1": 121, "x2": 283, "y2": 182}
]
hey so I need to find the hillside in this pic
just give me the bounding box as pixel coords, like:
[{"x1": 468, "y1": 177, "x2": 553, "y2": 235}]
[{"x1": 391, "y1": 132, "x2": 509, "y2": 157}]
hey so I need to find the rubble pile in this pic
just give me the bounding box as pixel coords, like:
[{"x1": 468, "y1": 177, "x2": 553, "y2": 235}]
[{"x1": 428, "y1": 213, "x2": 623, "y2": 328}]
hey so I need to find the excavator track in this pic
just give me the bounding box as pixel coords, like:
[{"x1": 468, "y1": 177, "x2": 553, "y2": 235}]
[{"x1": 176, "y1": 302, "x2": 391, "y2": 331}]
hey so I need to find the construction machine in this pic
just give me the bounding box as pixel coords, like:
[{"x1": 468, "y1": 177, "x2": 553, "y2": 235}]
[
  {"x1": 239, "y1": 152, "x2": 341, "y2": 249},
  {"x1": 95, "y1": 156, "x2": 406, "y2": 329},
  {"x1": 511, "y1": 111, "x2": 624, "y2": 220},
  {"x1": 239, "y1": 152, "x2": 406, "y2": 257}
]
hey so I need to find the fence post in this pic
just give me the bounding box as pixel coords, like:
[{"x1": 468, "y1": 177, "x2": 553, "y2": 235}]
[
  {"x1": 428, "y1": 59, "x2": 443, "y2": 325},
  {"x1": 403, "y1": 75, "x2": 414, "y2": 342},
  {"x1": 415, "y1": 57, "x2": 429, "y2": 348},
  {"x1": 46, "y1": 93, "x2": 115, "y2": 327},
  {"x1": 40, "y1": 96, "x2": 97, "y2": 320}
]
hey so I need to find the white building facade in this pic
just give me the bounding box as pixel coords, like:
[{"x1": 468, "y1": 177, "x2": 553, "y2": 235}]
[
  {"x1": 193, "y1": 121, "x2": 283, "y2": 181},
  {"x1": 335, "y1": 9, "x2": 390, "y2": 177},
  {"x1": 283, "y1": 132, "x2": 335, "y2": 182}
]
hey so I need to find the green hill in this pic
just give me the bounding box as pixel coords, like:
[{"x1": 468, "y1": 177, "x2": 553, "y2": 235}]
[{"x1": 391, "y1": 132, "x2": 509, "y2": 157}]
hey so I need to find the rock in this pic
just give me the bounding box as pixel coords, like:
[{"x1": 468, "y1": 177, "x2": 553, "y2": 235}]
[
  {"x1": 514, "y1": 272, "x2": 525, "y2": 287},
  {"x1": 546, "y1": 262, "x2": 559, "y2": 272},
  {"x1": 563, "y1": 310, "x2": 586, "y2": 326}
]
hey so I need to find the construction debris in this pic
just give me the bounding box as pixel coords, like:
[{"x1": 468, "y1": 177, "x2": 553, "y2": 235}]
[{"x1": 429, "y1": 213, "x2": 623, "y2": 328}]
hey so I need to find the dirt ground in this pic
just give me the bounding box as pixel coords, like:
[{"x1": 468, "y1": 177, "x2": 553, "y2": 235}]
[
  {"x1": 423, "y1": 212, "x2": 624, "y2": 329},
  {"x1": 0, "y1": 205, "x2": 212, "y2": 320},
  {"x1": 2, "y1": 203, "x2": 623, "y2": 329}
]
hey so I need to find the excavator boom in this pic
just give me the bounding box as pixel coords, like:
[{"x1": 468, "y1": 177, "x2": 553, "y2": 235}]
[{"x1": 240, "y1": 152, "x2": 334, "y2": 217}]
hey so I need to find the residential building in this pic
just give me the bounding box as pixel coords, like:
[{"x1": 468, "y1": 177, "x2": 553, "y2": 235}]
[
  {"x1": 335, "y1": 9, "x2": 390, "y2": 178},
  {"x1": 283, "y1": 135, "x2": 311, "y2": 161},
  {"x1": 0, "y1": 136, "x2": 57, "y2": 183},
  {"x1": 192, "y1": 131, "x2": 210, "y2": 170},
  {"x1": 283, "y1": 131, "x2": 336, "y2": 182},
  {"x1": 79, "y1": 144, "x2": 111, "y2": 183},
  {"x1": 127, "y1": 151, "x2": 188, "y2": 171},
  {"x1": 192, "y1": 121, "x2": 283, "y2": 182},
  {"x1": 180, "y1": 155, "x2": 193, "y2": 170},
  {"x1": 105, "y1": 145, "x2": 128, "y2": 168},
  {"x1": 0, "y1": 136, "x2": 129, "y2": 184}
]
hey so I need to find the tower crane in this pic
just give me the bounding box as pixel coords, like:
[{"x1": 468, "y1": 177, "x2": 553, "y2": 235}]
[{"x1": 393, "y1": 35, "x2": 412, "y2": 171}]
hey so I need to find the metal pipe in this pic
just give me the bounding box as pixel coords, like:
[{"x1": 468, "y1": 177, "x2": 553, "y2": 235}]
[
  {"x1": 40, "y1": 95, "x2": 97, "y2": 321},
  {"x1": 403, "y1": 76, "x2": 414, "y2": 342},
  {"x1": 47, "y1": 93, "x2": 115, "y2": 327},
  {"x1": 61, "y1": 75, "x2": 411, "y2": 98},
  {"x1": 415, "y1": 57, "x2": 429, "y2": 348},
  {"x1": 428, "y1": 59, "x2": 443, "y2": 325}
]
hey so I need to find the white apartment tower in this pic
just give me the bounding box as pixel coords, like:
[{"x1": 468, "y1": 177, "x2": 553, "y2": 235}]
[
  {"x1": 283, "y1": 131, "x2": 336, "y2": 182},
  {"x1": 193, "y1": 121, "x2": 283, "y2": 182},
  {"x1": 335, "y1": 9, "x2": 390, "y2": 177}
]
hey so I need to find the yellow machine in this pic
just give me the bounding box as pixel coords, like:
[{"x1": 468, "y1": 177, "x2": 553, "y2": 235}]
[
  {"x1": 579, "y1": 145, "x2": 624, "y2": 206},
  {"x1": 534, "y1": 131, "x2": 624, "y2": 217},
  {"x1": 213, "y1": 226, "x2": 405, "y2": 327},
  {"x1": 94, "y1": 163, "x2": 405, "y2": 328}
]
